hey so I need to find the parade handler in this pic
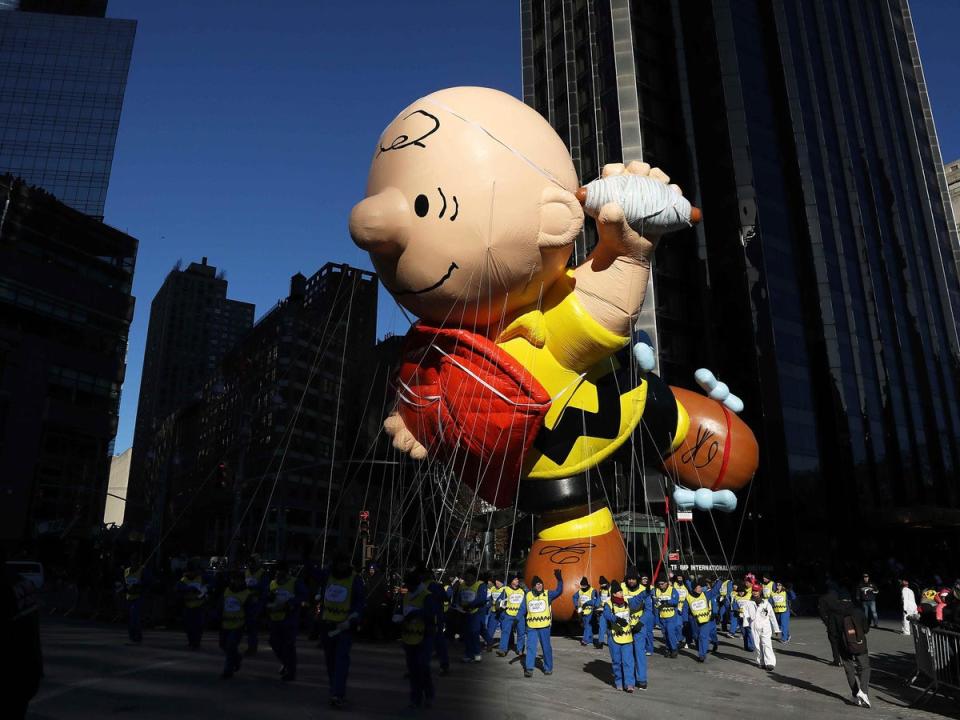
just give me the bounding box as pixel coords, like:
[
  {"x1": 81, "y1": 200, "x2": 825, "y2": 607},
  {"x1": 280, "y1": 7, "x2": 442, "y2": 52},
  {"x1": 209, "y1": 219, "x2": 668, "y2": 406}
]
[{"x1": 349, "y1": 87, "x2": 758, "y2": 619}]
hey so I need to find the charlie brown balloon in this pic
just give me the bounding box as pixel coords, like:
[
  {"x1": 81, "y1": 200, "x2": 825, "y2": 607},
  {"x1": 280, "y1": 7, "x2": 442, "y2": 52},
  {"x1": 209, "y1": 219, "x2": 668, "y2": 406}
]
[{"x1": 349, "y1": 87, "x2": 758, "y2": 620}]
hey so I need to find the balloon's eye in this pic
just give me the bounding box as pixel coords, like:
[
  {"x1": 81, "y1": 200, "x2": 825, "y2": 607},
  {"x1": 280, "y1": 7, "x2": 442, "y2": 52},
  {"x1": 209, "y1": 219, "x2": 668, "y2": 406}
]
[{"x1": 414, "y1": 194, "x2": 429, "y2": 218}]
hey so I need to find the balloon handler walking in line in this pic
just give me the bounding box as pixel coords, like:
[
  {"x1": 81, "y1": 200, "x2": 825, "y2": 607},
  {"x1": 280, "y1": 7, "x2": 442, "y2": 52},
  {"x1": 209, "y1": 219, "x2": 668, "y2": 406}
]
[
  {"x1": 516, "y1": 570, "x2": 564, "y2": 677},
  {"x1": 349, "y1": 87, "x2": 759, "y2": 618}
]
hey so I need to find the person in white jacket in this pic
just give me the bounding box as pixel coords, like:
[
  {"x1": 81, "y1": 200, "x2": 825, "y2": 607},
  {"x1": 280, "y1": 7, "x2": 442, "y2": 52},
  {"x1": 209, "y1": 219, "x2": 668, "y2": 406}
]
[
  {"x1": 742, "y1": 584, "x2": 780, "y2": 670},
  {"x1": 900, "y1": 579, "x2": 918, "y2": 635}
]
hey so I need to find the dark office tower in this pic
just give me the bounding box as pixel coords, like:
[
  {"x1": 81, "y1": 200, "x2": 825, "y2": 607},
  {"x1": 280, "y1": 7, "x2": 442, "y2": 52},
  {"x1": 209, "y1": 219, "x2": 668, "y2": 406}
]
[
  {"x1": 0, "y1": 0, "x2": 135, "y2": 219},
  {"x1": 0, "y1": 175, "x2": 137, "y2": 542},
  {"x1": 137, "y1": 263, "x2": 379, "y2": 559},
  {"x1": 127, "y1": 259, "x2": 254, "y2": 525},
  {"x1": 522, "y1": 0, "x2": 960, "y2": 562}
]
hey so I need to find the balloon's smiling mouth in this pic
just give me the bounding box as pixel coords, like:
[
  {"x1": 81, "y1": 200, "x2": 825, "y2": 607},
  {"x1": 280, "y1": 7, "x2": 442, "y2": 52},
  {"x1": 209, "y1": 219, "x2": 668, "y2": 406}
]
[{"x1": 389, "y1": 262, "x2": 459, "y2": 297}]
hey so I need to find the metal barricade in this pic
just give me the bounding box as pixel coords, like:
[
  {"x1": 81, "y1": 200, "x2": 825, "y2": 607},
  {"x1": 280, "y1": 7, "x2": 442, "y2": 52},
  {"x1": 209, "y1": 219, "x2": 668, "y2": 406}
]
[{"x1": 908, "y1": 617, "x2": 960, "y2": 706}]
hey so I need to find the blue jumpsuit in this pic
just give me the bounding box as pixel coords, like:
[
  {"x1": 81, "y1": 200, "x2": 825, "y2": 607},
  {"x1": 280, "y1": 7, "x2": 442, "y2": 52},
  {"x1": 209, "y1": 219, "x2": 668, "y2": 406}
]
[
  {"x1": 485, "y1": 584, "x2": 505, "y2": 646},
  {"x1": 626, "y1": 590, "x2": 652, "y2": 685},
  {"x1": 676, "y1": 581, "x2": 692, "y2": 646},
  {"x1": 595, "y1": 587, "x2": 611, "y2": 646},
  {"x1": 317, "y1": 571, "x2": 365, "y2": 701},
  {"x1": 177, "y1": 575, "x2": 208, "y2": 648},
  {"x1": 243, "y1": 568, "x2": 268, "y2": 653},
  {"x1": 602, "y1": 602, "x2": 636, "y2": 689},
  {"x1": 457, "y1": 582, "x2": 487, "y2": 660},
  {"x1": 687, "y1": 585, "x2": 720, "y2": 660},
  {"x1": 267, "y1": 576, "x2": 308, "y2": 680},
  {"x1": 518, "y1": 579, "x2": 563, "y2": 674},
  {"x1": 399, "y1": 586, "x2": 440, "y2": 708},
  {"x1": 428, "y1": 582, "x2": 450, "y2": 670},
  {"x1": 573, "y1": 586, "x2": 598, "y2": 645},
  {"x1": 771, "y1": 588, "x2": 796, "y2": 642},
  {"x1": 654, "y1": 587, "x2": 681, "y2": 654},
  {"x1": 498, "y1": 585, "x2": 527, "y2": 655}
]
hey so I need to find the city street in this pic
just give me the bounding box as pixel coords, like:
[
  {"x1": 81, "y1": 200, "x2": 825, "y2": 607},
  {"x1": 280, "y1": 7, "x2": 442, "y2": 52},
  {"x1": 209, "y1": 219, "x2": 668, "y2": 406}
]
[{"x1": 27, "y1": 616, "x2": 957, "y2": 719}]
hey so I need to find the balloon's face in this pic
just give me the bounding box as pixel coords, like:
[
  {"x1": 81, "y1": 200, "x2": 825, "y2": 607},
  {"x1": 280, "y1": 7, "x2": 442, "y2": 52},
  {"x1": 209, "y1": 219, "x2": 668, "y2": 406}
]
[{"x1": 350, "y1": 87, "x2": 582, "y2": 328}]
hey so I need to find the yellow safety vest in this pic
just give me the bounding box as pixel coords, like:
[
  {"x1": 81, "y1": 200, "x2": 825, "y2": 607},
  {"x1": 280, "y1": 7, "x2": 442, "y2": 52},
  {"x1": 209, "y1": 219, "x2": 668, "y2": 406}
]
[
  {"x1": 180, "y1": 576, "x2": 206, "y2": 608},
  {"x1": 771, "y1": 590, "x2": 788, "y2": 613},
  {"x1": 577, "y1": 586, "x2": 595, "y2": 616},
  {"x1": 720, "y1": 580, "x2": 731, "y2": 597},
  {"x1": 124, "y1": 567, "x2": 142, "y2": 600},
  {"x1": 604, "y1": 599, "x2": 634, "y2": 645},
  {"x1": 525, "y1": 590, "x2": 552, "y2": 629},
  {"x1": 321, "y1": 573, "x2": 354, "y2": 623},
  {"x1": 222, "y1": 588, "x2": 250, "y2": 630},
  {"x1": 488, "y1": 585, "x2": 505, "y2": 607},
  {"x1": 459, "y1": 581, "x2": 483, "y2": 615},
  {"x1": 688, "y1": 592, "x2": 712, "y2": 625},
  {"x1": 622, "y1": 585, "x2": 646, "y2": 627},
  {"x1": 442, "y1": 585, "x2": 451, "y2": 613},
  {"x1": 674, "y1": 582, "x2": 688, "y2": 611},
  {"x1": 269, "y1": 578, "x2": 298, "y2": 621},
  {"x1": 505, "y1": 587, "x2": 525, "y2": 617},
  {"x1": 245, "y1": 568, "x2": 264, "y2": 595},
  {"x1": 734, "y1": 591, "x2": 751, "y2": 616},
  {"x1": 763, "y1": 581, "x2": 774, "y2": 599},
  {"x1": 401, "y1": 587, "x2": 428, "y2": 646},
  {"x1": 656, "y1": 588, "x2": 676, "y2": 619}
]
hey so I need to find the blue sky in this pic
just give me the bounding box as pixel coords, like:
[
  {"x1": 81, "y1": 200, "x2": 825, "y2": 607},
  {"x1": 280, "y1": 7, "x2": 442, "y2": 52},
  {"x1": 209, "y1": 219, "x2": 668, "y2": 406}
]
[{"x1": 105, "y1": 0, "x2": 960, "y2": 453}]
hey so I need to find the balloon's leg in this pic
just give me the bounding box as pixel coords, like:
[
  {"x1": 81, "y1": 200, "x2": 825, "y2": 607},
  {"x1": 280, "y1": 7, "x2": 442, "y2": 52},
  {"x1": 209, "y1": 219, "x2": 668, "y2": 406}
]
[{"x1": 523, "y1": 506, "x2": 626, "y2": 622}]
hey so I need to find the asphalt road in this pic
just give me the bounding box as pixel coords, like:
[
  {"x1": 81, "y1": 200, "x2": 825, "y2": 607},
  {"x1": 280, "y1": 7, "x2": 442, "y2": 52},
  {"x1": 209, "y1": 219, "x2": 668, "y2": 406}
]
[{"x1": 27, "y1": 616, "x2": 958, "y2": 719}]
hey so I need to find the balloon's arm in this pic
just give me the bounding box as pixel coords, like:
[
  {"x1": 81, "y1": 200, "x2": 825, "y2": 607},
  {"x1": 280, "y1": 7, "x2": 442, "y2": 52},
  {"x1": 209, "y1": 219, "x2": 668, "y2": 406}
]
[
  {"x1": 383, "y1": 411, "x2": 428, "y2": 460},
  {"x1": 572, "y1": 164, "x2": 701, "y2": 338}
]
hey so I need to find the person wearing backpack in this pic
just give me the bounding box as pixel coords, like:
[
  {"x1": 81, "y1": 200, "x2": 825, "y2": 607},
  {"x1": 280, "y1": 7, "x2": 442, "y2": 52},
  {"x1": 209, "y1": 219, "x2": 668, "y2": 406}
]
[{"x1": 829, "y1": 597, "x2": 871, "y2": 708}]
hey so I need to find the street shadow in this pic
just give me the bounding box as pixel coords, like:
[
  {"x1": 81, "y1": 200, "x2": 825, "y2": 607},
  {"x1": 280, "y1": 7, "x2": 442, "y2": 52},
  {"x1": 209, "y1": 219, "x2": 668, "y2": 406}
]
[
  {"x1": 582, "y1": 658, "x2": 613, "y2": 686},
  {"x1": 867, "y1": 650, "x2": 960, "y2": 718},
  {"x1": 776, "y1": 647, "x2": 834, "y2": 665},
  {"x1": 713, "y1": 651, "x2": 758, "y2": 668},
  {"x1": 768, "y1": 671, "x2": 852, "y2": 703}
]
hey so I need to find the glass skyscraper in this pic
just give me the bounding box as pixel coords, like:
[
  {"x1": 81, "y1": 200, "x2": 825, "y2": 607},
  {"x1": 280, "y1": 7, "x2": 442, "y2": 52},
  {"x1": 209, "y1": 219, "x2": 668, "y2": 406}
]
[
  {"x1": 522, "y1": 0, "x2": 960, "y2": 566},
  {"x1": 0, "y1": 0, "x2": 135, "y2": 218}
]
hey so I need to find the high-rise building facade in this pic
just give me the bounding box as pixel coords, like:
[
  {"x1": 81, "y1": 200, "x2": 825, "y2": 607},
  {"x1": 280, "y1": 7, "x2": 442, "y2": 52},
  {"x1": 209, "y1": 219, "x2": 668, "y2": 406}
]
[
  {"x1": 127, "y1": 259, "x2": 254, "y2": 525},
  {"x1": 0, "y1": 0, "x2": 135, "y2": 218},
  {"x1": 0, "y1": 175, "x2": 137, "y2": 541},
  {"x1": 136, "y1": 263, "x2": 380, "y2": 561},
  {"x1": 522, "y1": 0, "x2": 960, "y2": 566},
  {"x1": 947, "y1": 158, "x2": 960, "y2": 236}
]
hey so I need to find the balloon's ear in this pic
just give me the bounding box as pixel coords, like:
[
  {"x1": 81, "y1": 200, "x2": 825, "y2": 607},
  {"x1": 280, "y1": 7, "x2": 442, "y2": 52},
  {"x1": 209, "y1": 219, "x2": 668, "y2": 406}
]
[{"x1": 537, "y1": 186, "x2": 584, "y2": 249}]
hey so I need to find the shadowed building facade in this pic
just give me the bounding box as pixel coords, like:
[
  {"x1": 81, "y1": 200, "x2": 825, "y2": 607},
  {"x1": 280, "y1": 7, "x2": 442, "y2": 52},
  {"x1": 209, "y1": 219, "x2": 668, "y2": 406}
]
[
  {"x1": 126, "y1": 259, "x2": 254, "y2": 529},
  {"x1": 0, "y1": 176, "x2": 136, "y2": 541},
  {"x1": 521, "y1": 0, "x2": 960, "y2": 568},
  {"x1": 135, "y1": 263, "x2": 380, "y2": 562}
]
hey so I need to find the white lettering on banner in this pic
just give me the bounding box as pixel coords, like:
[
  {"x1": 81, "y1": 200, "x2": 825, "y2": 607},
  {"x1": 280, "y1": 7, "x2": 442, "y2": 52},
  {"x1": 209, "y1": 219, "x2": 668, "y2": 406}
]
[
  {"x1": 691, "y1": 598, "x2": 708, "y2": 612},
  {"x1": 615, "y1": 608, "x2": 630, "y2": 621},
  {"x1": 528, "y1": 599, "x2": 547, "y2": 614},
  {"x1": 224, "y1": 597, "x2": 242, "y2": 613},
  {"x1": 460, "y1": 590, "x2": 476, "y2": 603},
  {"x1": 580, "y1": 594, "x2": 592, "y2": 606},
  {"x1": 509, "y1": 592, "x2": 524, "y2": 605},
  {"x1": 325, "y1": 584, "x2": 348, "y2": 603}
]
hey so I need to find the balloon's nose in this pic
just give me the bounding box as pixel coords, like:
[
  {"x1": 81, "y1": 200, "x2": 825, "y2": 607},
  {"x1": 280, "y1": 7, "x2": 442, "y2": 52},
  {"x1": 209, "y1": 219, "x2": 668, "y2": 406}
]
[{"x1": 349, "y1": 188, "x2": 410, "y2": 257}]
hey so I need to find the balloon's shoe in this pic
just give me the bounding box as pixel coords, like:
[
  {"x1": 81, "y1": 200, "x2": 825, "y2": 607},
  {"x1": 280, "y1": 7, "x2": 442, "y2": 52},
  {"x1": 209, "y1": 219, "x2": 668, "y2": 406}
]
[{"x1": 523, "y1": 506, "x2": 626, "y2": 622}]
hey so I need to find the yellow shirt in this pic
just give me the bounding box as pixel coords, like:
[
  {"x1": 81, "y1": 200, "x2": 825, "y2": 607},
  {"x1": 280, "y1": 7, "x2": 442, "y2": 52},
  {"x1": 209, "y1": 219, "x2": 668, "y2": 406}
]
[{"x1": 495, "y1": 272, "x2": 657, "y2": 478}]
